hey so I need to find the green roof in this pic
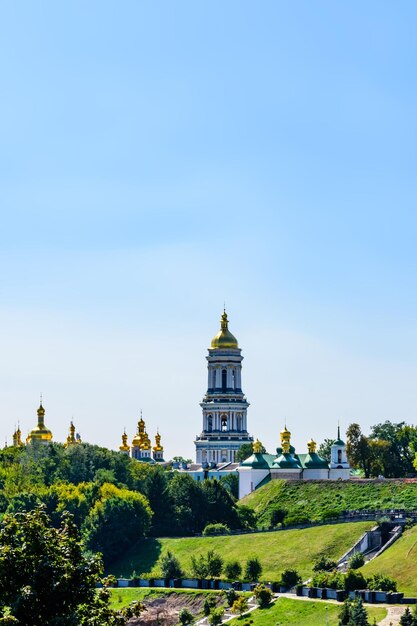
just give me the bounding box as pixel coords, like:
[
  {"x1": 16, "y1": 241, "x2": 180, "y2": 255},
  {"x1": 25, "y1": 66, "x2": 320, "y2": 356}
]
[
  {"x1": 334, "y1": 439, "x2": 345, "y2": 446},
  {"x1": 299, "y1": 452, "x2": 329, "y2": 469},
  {"x1": 272, "y1": 453, "x2": 302, "y2": 469},
  {"x1": 240, "y1": 453, "x2": 275, "y2": 469}
]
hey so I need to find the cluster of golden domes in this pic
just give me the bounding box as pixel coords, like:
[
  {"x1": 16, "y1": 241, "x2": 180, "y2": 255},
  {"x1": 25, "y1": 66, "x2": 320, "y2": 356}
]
[
  {"x1": 121, "y1": 413, "x2": 163, "y2": 454},
  {"x1": 11, "y1": 401, "x2": 81, "y2": 448}
]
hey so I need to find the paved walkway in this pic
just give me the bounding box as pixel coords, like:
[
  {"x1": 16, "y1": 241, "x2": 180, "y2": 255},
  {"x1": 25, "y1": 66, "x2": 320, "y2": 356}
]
[{"x1": 378, "y1": 605, "x2": 407, "y2": 625}]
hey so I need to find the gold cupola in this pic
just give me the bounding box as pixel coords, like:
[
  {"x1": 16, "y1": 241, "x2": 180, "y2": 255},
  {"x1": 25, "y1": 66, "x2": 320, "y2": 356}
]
[
  {"x1": 210, "y1": 310, "x2": 239, "y2": 350},
  {"x1": 13, "y1": 425, "x2": 24, "y2": 448},
  {"x1": 307, "y1": 438, "x2": 317, "y2": 454},
  {"x1": 64, "y1": 421, "x2": 81, "y2": 448},
  {"x1": 132, "y1": 413, "x2": 146, "y2": 448},
  {"x1": 153, "y1": 431, "x2": 163, "y2": 452},
  {"x1": 253, "y1": 438, "x2": 263, "y2": 454},
  {"x1": 119, "y1": 430, "x2": 130, "y2": 453},
  {"x1": 26, "y1": 400, "x2": 53, "y2": 444},
  {"x1": 280, "y1": 425, "x2": 291, "y2": 454}
]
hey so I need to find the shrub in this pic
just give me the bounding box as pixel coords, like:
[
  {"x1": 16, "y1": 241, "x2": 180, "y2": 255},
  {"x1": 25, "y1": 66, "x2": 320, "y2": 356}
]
[
  {"x1": 160, "y1": 550, "x2": 184, "y2": 579},
  {"x1": 208, "y1": 607, "x2": 225, "y2": 626},
  {"x1": 280, "y1": 569, "x2": 301, "y2": 589},
  {"x1": 284, "y1": 514, "x2": 310, "y2": 526},
  {"x1": 224, "y1": 588, "x2": 238, "y2": 607},
  {"x1": 400, "y1": 607, "x2": 414, "y2": 626},
  {"x1": 244, "y1": 557, "x2": 262, "y2": 581},
  {"x1": 312, "y1": 555, "x2": 337, "y2": 572},
  {"x1": 253, "y1": 583, "x2": 272, "y2": 608},
  {"x1": 367, "y1": 573, "x2": 397, "y2": 592},
  {"x1": 191, "y1": 550, "x2": 223, "y2": 579},
  {"x1": 231, "y1": 596, "x2": 248, "y2": 616},
  {"x1": 203, "y1": 596, "x2": 217, "y2": 616},
  {"x1": 344, "y1": 569, "x2": 367, "y2": 592},
  {"x1": 203, "y1": 523, "x2": 230, "y2": 536},
  {"x1": 224, "y1": 560, "x2": 242, "y2": 580},
  {"x1": 179, "y1": 607, "x2": 194, "y2": 625},
  {"x1": 269, "y1": 507, "x2": 287, "y2": 526},
  {"x1": 237, "y1": 505, "x2": 257, "y2": 529},
  {"x1": 348, "y1": 551, "x2": 365, "y2": 569}
]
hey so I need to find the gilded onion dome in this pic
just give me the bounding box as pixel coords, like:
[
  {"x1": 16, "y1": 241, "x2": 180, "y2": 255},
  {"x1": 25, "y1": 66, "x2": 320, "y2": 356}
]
[
  {"x1": 153, "y1": 431, "x2": 163, "y2": 452},
  {"x1": 210, "y1": 310, "x2": 239, "y2": 349},
  {"x1": 119, "y1": 430, "x2": 130, "y2": 452},
  {"x1": 26, "y1": 402, "x2": 53, "y2": 444}
]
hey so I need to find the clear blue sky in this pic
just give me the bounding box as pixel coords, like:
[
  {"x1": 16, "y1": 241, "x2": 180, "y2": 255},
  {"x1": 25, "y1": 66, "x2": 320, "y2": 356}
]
[{"x1": 1, "y1": 1, "x2": 417, "y2": 458}]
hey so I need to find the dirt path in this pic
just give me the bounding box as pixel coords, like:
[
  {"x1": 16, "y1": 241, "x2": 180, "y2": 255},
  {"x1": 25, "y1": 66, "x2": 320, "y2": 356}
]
[{"x1": 378, "y1": 605, "x2": 407, "y2": 625}]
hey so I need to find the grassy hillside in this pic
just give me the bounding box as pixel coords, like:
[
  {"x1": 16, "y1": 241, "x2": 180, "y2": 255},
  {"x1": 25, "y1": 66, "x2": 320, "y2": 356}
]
[
  {"x1": 241, "y1": 479, "x2": 417, "y2": 526},
  {"x1": 226, "y1": 598, "x2": 387, "y2": 626},
  {"x1": 108, "y1": 521, "x2": 373, "y2": 580},
  {"x1": 361, "y1": 524, "x2": 417, "y2": 596}
]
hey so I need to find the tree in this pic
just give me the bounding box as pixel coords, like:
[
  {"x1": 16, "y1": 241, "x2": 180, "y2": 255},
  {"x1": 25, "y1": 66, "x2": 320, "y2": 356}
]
[
  {"x1": 253, "y1": 584, "x2": 272, "y2": 607},
  {"x1": 348, "y1": 552, "x2": 365, "y2": 569},
  {"x1": 237, "y1": 505, "x2": 257, "y2": 529},
  {"x1": 224, "y1": 588, "x2": 238, "y2": 607},
  {"x1": 160, "y1": 550, "x2": 184, "y2": 579},
  {"x1": 338, "y1": 599, "x2": 352, "y2": 625},
  {"x1": 220, "y1": 473, "x2": 239, "y2": 499},
  {"x1": 399, "y1": 607, "x2": 414, "y2": 626},
  {"x1": 203, "y1": 596, "x2": 217, "y2": 616},
  {"x1": 224, "y1": 560, "x2": 242, "y2": 580},
  {"x1": 244, "y1": 556, "x2": 262, "y2": 581},
  {"x1": 191, "y1": 550, "x2": 223, "y2": 579},
  {"x1": 312, "y1": 555, "x2": 337, "y2": 572},
  {"x1": 231, "y1": 596, "x2": 248, "y2": 616},
  {"x1": 0, "y1": 506, "x2": 144, "y2": 625},
  {"x1": 318, "y1": 439, "x2": 335, "y2": 463},
  {"x1": 200, "y1": 479, "x2": 240, "y2": 529},
  {"x1": 236, "y1": 443, "x2": 266, "y2": 462},
  {"x1": 208, "y1": 607, "x2": 225, "y2": 626},
  {"x1": 178, "y1": 607, "x2": 194, "y2": 625},
  {"x1": 269, "y1": 507, "x2": 287, "y2": 526},
  {"x1": 280, "y1": 569, "x2": 301, "y2": 589},
  {"x1": 366, "y1": 574, "x2": 397, "y2": 592},
  {"x1": 346, "y1": 424, "x2": 372, "y2": 477},
  {"x1": 203, "y1": 523, "x2": 230, "y2": 536},
  {"x1": 83, "y1": 483, "x2": 152, "y2": 565},
  {"x1": 348, "y1": 597, "x2": 369, "y2": 626}
]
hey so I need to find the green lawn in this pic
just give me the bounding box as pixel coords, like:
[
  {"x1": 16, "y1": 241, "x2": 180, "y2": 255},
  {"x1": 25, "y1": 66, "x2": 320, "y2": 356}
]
[
  {"x1": 361, "y1": 524, "x2": 417, "y2": 596},
  {"x1": 108, "y1": 521, "x2": 373, "y2": 580},
  {"x1": 226, "y1": 597, "x2": 387, "y2": 626},
  {"x1": 241, "y1": 478, "x2": 417, "y2": 526}
]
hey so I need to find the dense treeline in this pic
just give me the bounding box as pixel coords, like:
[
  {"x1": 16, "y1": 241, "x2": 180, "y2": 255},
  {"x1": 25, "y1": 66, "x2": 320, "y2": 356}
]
[
  {"x1": 0, "y1": 442, "x2": 245, "y2": 564},
  {"x1": 346, "y1": 421, "x2": 417, "y2": 478}
]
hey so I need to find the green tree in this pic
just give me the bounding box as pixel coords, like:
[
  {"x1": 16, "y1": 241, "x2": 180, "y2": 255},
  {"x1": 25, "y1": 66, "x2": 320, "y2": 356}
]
[
  {"x1": 312, "y1": 555, "x2": 337, "y2": 572},
  {"x1": 84, "y1": 483, "x2": 152, "y2": 565},
  {"x1": 200, "y1": 479, "x2": 240, "y2": 529},
  {"x1": 224, "y1": 588, "x2": 238, "y2": 607},
  {"x1": 348, "y1": 597, "x2": 369, "y2": 626},
  {"x1": 399, "y1": 607, "x2": 414, "y2": 626},
  {"x1": 231, "y1": 596, "x2": 248, "y2": 616},
  {"x1": 203, "y1": 596, "x2": 217, "y2": 616},
  {"x1": 178, "y1": 607, "x2": 194, "y2": 625},
  {"x1": 280, "y1": 569, "x2": 301, "y2": 588},
  {"x1": 236, "y1": 505, "x2": 257, "y2": 529},
  {"x1": 208, "y1": 607, "x2": 224, "y2": 626},
  {"x1": 236, "y1": 443, "x2": 265, "y2": 462},
  {"x1": 191, "y1": 550, "x2": 223, "y2": 579},
  {"x1": 220, "y1": 473, "x2": 239, "y2": 499},
  {"x1": 318, "y1": 439, "x2": 335, "y2": 463},
  {"x1": 253, "y1": 583, "x2": 272, "y2": 607},
  {"x1": 160, "y1": 550, "x2": 184, "y2": 579},
  {"x1": 346, "y1": 424, "x2": 372, "y2": 477},
  {"x1": 0, "y1": 506, "x2": 144, "y2": 625},
  {"x1": 203, "y1": 523, "x2": 230, "y2": 536},
  {"x1": 224, "y1": 560, "x2": 242, "y2": 580},
  {"x1": 347, "y1": 552, "x2": 365, "y2": 569},
  {"x1": 244, "y1": 556, "x2": 262, "y2": 581},
  {"x1": 269, "y1": 507, "x2": 287, "y2": 526},
  {"x1": 338, "y1": 598, "x2": 352, "y2": 625}
]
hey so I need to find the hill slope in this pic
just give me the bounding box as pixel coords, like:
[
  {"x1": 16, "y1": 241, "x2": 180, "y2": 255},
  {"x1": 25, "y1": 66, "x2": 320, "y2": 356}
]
[
  {"x1": 109, "y1": 521, "x2": 373, "y2": 580},
  {"x1": 240, "y1": 479, "x2": 417, "y2": 526},
  {"x1": 361, "y1": 524, "x2": 417, "y2": 596}
]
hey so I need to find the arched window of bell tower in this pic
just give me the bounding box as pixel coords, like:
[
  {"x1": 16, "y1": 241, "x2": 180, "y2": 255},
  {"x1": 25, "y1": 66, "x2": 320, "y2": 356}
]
[
  {"x1": 221, "y1": 415, "x2": 227, "y2": 431},
  {"x1": 231, "y1": 369, "x2": 236, "y2": 389},
  {"x1": 207, "y1": 415, "x2": 213, "y2": 432},
  {"x1": 236, "y1": 414, "x2": 242, "y2": 431},
  {"x1": 222, "y1": 369, "x2": 227, "y2": 391}
]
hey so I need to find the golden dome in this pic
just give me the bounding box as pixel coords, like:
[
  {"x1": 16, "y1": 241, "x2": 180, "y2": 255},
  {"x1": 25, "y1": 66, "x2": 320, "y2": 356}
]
[
  {"x1": 26, "y1": 402, "x2": 53, "y2": 444},
  {"x1": 119, "y1": 430, "x2": 130, "y2": 452},
  {"x1": 210, "y1": 311, "x2": 239, "y2": 349}
]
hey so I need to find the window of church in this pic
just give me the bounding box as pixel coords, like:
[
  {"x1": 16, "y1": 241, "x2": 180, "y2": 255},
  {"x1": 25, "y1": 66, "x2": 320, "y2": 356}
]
[
  {"x1": 222, "y1": 369, "x2": 227, "y2": 391},
  {"x1": 207, "y1": 415, "x2": 213, "y2": 431},
  {"x1": 221, "y1": 415, "x2": 227, "y2": 431}
]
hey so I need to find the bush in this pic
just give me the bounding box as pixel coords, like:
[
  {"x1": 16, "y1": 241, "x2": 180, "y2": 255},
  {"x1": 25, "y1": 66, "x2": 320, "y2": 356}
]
[
  {"x1": 344, "y1": 569, "x2": 367, "y2": 592},
  {"x1": 237, "y1": 505, "x2": 257, "y2": 529},
  {"x1": 348, "y1": 551, "x2": 365, "y2": 569},
  {"x1": 244, "y1": 557, "x2": 262, "y2": 581},
  {"x1": 208, "y1": 607, "x2": 225, "y2": 626},
  {"x1": 253, "y1": 584, "x2": 272, "y2": 608},
  {"x1": 367, "y1": 573, "x2": 397, "y2": 592},
  {"x1": 224, "y1": 560, "x2": 242, "y2": 580},
  {"x1": 160, "y1": 550, "x2": 184, "y2": 579},
  {"x1": 203, "y1": 596, "x2": 217, "y2": 616},
  {"x1": 312, "y1": 555, "x2": 337, "y2": 572},
  {"x1": 191, "y1": 550, "x2": 223, "y2": 579},
  {"x1": 269, "y1": 507, "x2": 287, "y2": 526},
  {"x1": 231, "y1": 596, "x2": 248, "y2": 616},
  {"x1": 224, "y1": 588, "x2": 238, "y2": 607},
  {"x1": 203, "y1": 523, "x2": 230, "y2": 536},
  {"x1": 179, "y1": 607, "x2": 194, "y2": 625},
  {"x1": 280, "y1": 569, "x2": 301, "y2": 589},
  {"x1": 284, "y1": 514, "x2": 310, "y2": 526}
]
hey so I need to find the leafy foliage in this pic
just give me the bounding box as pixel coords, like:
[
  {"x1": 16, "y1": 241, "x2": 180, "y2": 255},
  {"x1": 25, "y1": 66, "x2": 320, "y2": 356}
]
[
  {"x1": 253, "y1": 583, "x2": 272, "y2": 607},
  {"x1": 159, "y1": 550, "x2": 184, "y2": 579},
  {"x1": 347, "y1": 551, "x2": 365, "y2": 569},
  {"x1": 244, "y1": 556, "x2": 262, "y2": 581},
  {"x1": 224, "y1": 560, "x2": 242, "y2": 580},
  {"x1": 203, "y1": 523, "x2": 230, "y2": 536},
  {"x1": 312, "y1": 555, "x2": 337, "y2": 572},
  {"x1": 280, "y1": 569, "x2": 301, "y2": 588},
  {"x1": 0, "y1": 506, "x2": 144, "y2": 625}
]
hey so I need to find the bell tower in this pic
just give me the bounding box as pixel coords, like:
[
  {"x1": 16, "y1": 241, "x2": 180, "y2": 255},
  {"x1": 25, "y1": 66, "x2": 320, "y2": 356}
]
[{"x1": 194, "y1": 311, "x2": 253, "y2": 464}]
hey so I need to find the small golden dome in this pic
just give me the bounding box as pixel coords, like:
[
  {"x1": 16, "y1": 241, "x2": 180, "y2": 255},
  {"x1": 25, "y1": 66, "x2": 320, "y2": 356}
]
[
  {"x1": 27, "y1": 402, "x2": 53, "y2": 444},
  {"x1": 210, "y1": 310, "x2": 239, "y2": 349},
  {"x1": 253, "y1": 439, "x2": 263, "y2": 454}
]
